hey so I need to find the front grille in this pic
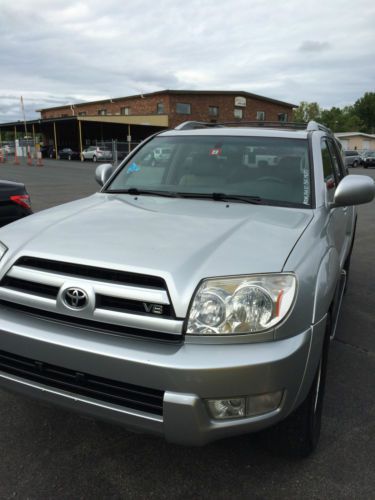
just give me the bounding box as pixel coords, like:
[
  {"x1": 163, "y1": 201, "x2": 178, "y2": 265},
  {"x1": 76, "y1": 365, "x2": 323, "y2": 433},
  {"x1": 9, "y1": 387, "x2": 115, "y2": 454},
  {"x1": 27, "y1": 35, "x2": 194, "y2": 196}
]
[
  {"x1": 0, "y1": 257, "x2": 183, "y2": 340},
  {"x1": 17, "y1": 256, "x2": 165, "y2": 288},
  {"x1": 1, "y1": 276, "x2": 59, "y2": 298},
  {"x1": 0, "y1": 349, "x2": 164, "y2": 415}
]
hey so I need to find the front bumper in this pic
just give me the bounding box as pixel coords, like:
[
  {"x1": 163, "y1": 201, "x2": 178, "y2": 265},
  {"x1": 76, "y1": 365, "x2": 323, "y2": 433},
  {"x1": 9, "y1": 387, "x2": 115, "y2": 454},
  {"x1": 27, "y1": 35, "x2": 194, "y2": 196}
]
[{"x1": 0, "y1": 305, "x2": 323, "y2": 445}]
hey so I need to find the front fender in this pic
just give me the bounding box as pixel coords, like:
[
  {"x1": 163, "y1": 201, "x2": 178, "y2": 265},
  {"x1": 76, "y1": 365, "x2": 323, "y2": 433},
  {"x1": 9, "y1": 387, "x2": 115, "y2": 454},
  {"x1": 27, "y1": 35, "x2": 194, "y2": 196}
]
[{"x1": 312, "y1": 247, "x2": 340, "y2": 323}]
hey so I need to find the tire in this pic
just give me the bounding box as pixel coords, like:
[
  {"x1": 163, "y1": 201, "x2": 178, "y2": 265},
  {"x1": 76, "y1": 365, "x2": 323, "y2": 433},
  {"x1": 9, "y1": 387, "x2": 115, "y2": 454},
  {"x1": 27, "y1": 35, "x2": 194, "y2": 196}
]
[
  {"x1": 364, "y1": 165, "x2": 368, "y2": 169},
  {"x1": 68, "y1": 155, "x2": 71, "y2": 161},
  {"x1": 352, "y1": 161, "x2": 358, "y2": 168},
  {"x1": 93, "y1": 155, "x2": 97, "y2": 162},
  {"x1": 271, "y1": 316, "x2": 331, "y2": 458}
]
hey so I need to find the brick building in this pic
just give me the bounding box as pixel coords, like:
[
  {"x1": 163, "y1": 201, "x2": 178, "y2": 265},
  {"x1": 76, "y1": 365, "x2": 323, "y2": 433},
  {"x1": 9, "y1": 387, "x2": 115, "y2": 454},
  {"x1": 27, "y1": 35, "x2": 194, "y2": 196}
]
[
  {"x1": 39, "y1": 89, "x2": 296, "y2": 128},
  {"x1": 0, "y1": 90, "x2": 296, "y2": 158}
]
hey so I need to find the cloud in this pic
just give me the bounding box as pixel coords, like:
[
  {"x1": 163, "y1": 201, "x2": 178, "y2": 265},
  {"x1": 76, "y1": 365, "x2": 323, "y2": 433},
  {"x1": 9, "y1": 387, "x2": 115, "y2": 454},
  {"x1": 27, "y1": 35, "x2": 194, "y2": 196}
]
[
  {"x1": 298, "y1": 41, "x2": 331, "y2": 52},
  {"x1": 0, "y1": 0, "x2": 374, "y2": 122}
]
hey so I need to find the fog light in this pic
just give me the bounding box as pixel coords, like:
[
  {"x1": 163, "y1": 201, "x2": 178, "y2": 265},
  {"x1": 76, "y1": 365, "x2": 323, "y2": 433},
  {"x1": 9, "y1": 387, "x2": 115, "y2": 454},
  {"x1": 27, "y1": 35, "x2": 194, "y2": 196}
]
[
  {"x1": 207, "y1": 390, "x2": 283, "y2": 420},
  {"x1": 247, "y1": 390, "x2": 283, "y2": 417},
  {"x1": 207, "y1": 398, "x2": 246, "y2": 419}
]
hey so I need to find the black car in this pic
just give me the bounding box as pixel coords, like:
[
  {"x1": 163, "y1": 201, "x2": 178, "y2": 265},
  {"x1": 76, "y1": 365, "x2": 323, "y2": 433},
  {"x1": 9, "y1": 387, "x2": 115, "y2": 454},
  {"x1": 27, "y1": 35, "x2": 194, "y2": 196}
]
[
  {"x1": 0, "y1": 180, "x2": 32, "y2": 227},
  {"x1": 363, "y1": 152, "x2": 375, "y2": 168},
  {"x1": 58, "y1": 148, "x2": 81, "y2": 160}
]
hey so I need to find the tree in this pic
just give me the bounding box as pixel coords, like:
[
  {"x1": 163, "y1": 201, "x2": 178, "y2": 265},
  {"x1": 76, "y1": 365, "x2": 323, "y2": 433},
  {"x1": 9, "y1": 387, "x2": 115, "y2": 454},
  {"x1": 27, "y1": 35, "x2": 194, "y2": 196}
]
[
  {"x1": 353, "y1": 92, "x2": 375, "y2": 133},
  {"x1": 293, "y1": 101, "x2": 321, "y2": 123}
]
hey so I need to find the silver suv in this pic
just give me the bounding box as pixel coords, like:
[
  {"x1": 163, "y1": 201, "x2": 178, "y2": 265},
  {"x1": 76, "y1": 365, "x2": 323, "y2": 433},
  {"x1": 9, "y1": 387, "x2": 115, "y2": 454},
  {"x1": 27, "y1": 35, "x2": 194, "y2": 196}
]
[{"x1": 0, "y1": 121, "x2": 373, "y2": 457}]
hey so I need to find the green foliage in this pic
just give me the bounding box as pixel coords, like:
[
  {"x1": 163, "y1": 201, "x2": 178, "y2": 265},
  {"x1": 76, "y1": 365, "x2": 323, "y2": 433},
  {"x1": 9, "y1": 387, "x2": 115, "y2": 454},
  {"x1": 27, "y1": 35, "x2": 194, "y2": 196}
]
[
  {"x1": 294, "y1": 92, "x2": 374, "y2": 133},
  {"x1": 353, "y1": 92, "x2": 375, "y2": 133},
  {"x1": 293, "y1": 102, "x2": 321, "y2": 123}
]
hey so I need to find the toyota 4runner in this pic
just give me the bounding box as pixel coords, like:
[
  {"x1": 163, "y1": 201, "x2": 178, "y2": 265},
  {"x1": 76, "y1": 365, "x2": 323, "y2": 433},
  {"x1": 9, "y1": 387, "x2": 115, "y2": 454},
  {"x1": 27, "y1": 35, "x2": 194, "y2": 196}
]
[{"x1": 0, "y1": 120, "x2": 373, "y2": 457}]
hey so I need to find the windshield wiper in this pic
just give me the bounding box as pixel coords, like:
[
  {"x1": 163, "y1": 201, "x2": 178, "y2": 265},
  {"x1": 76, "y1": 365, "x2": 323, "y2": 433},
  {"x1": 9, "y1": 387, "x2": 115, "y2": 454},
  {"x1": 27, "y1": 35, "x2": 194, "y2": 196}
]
[
  {"x1": 106, "y1": 188, "x2": 180, "y2": 198},
  {"x1": 178, "y1": 192, "x2": 264, "y2": 204}
]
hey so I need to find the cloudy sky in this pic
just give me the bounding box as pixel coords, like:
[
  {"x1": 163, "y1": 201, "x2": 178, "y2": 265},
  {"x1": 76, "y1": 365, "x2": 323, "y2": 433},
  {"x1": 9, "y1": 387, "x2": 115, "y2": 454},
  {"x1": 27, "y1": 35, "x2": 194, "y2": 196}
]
[{"x1": 0, "y1": 0, "x2": 374, "y2": 122}]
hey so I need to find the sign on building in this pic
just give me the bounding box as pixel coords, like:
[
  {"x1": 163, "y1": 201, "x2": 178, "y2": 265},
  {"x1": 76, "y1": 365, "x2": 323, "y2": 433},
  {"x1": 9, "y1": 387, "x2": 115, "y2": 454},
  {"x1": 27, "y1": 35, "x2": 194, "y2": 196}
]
[{"x1": 234, "y1": 96, "x2": 246, "y2": 107}]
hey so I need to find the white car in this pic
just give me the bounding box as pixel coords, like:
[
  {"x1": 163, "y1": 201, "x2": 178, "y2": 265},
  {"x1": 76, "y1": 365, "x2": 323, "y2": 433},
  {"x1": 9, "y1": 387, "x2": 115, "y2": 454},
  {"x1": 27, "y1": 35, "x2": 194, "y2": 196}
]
[{"x1": 81, "y1": 146, "x2": 112, "y2": 162}]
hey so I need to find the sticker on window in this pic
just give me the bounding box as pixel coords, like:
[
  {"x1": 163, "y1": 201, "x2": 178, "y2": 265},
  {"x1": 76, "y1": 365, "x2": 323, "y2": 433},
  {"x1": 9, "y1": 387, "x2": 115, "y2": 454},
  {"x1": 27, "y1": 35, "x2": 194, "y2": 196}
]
[
  {"x1": 127, "y1": 162, "x2": 140, "y2": 173},
  {"x1": 209, "y1": 148, "x2": 222, "y2": 156}
]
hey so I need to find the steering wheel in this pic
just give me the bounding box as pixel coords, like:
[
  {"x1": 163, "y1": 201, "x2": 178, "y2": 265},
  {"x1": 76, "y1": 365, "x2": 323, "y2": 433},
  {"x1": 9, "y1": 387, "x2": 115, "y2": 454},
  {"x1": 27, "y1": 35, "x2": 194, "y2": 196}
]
[{"x1": 257, "y1": 176, "x2": 287, "y2": 184}]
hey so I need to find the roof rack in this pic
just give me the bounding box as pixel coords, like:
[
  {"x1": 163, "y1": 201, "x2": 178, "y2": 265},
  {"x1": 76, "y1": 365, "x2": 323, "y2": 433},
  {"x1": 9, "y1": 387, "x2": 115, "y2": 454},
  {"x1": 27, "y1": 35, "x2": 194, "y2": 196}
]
[
  {"x1": 175, "y1": 120, "x2": 308, "y2": 131},
  {"x1": 306, "y1": 120, "x2": 332, "y2": 134},
  {"x1": 174, "y1": 121, "x2": 224, "y2": 130}
]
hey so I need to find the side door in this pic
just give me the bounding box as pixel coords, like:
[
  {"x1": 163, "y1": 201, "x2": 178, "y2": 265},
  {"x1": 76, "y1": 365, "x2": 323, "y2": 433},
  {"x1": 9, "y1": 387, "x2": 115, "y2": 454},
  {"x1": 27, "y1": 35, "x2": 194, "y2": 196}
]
[{"x1": 321, "y1": 138, "x2": 351, "y2": 267}]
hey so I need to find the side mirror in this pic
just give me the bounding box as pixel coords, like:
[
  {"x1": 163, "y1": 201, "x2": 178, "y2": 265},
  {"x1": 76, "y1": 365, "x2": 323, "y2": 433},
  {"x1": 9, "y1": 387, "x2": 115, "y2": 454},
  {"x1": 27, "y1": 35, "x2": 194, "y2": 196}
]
[
  {"x1": 95, "y1": 163, "x2": 114, "y2": 187},
  {"x1": 332, "y1": 175, "x2": 375, "y2": 208}
]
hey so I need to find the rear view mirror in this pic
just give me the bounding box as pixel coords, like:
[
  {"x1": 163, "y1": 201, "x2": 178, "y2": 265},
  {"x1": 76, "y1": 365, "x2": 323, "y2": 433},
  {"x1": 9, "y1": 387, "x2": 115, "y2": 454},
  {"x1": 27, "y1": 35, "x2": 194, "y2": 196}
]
[
  {"x1": 95, "y1": 163, "x2": 114, "y2": 187},
  {"x1": 332, "y1": 175, "x2": 375, "y2": 207}
]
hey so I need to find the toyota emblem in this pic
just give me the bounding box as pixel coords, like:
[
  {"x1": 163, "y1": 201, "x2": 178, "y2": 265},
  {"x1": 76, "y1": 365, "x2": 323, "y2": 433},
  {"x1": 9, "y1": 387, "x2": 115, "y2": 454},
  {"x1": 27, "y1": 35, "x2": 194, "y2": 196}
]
[{"x1": 63, "y1": 287, "x2": 88, "y2": 309}]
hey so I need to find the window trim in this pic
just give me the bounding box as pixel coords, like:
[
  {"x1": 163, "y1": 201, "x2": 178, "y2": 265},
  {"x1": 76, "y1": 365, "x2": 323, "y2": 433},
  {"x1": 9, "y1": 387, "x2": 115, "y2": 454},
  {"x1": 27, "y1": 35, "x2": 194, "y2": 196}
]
[
  {"x1": 278, "y1": 112, "x2": 288, "y2": 123},
  {"x1": 234, "y1": 108, "x2": 243, "y2": 119},
  {"x1": 176, "y1": 102, "x2": 191, "y2": 115},
  {"x1": 156, "y1": 102, "x2": 165, "y2": 114},
  {"x1": 208, "y1": 106, "x2": 219, "y2": 117}
]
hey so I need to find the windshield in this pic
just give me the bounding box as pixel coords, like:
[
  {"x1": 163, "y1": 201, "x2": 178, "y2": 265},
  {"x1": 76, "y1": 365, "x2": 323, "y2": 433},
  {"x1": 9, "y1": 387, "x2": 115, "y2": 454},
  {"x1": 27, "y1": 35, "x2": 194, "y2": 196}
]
[{"x1": 106, "y1": 135, "x2": 311, "y2": 207}]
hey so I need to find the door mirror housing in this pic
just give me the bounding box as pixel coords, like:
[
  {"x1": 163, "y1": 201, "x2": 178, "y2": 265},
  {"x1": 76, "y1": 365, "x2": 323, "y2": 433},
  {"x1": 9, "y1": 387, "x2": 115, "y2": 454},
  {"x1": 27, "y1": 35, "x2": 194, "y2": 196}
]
[
  {"x1": 331, "y1": 175, "x2": 375, "y2": 208},
  {"x1": 95, "y1": 163, "x2": 114, "y2": 187}
]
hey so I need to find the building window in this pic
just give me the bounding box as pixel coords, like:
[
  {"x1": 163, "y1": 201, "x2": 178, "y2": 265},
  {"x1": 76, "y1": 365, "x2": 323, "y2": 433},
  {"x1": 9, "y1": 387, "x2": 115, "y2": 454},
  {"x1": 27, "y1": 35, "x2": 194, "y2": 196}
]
[
  {"x1": 78, "y1": 111, "x2": 87, "y2": 116},
  {"x1": 176, "y1": 103, "x2": 191, "y2": 114},
  {"x1": 278, "y1": 113, "x2": 288, "y2": 122},
  {"x1": 121, "y1": 107, "x2": 131, "y2": 115},
  {"x1": 98, "y1": 109, "x2": 107, "y2": 116},
  {"x1": 208, "y1": 106, "x2": 219, "y2": 117},
  {"x1": 256, "y1": 111, "x2": 265, "y2": 121},
  {"x1": 234, "y1": 108, "x2": 243, "y2": 119},
  {"x1": 156, "y1": 102, "x2": 164, "y2": 114}
]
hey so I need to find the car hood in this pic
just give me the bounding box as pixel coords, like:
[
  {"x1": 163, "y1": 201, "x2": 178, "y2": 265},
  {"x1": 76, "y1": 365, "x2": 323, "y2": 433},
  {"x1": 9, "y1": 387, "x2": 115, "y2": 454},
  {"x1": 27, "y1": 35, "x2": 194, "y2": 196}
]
[{"x1": 0, "y1": 193, "x2": 313, "y2": 314}]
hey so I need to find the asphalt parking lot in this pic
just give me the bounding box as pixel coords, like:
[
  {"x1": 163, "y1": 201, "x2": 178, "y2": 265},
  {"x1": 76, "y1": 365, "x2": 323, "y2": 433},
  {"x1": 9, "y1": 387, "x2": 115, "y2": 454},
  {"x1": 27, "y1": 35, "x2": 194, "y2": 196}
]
[{"x1": 0, "y1": 159, "x2": 374, "y2": 499}]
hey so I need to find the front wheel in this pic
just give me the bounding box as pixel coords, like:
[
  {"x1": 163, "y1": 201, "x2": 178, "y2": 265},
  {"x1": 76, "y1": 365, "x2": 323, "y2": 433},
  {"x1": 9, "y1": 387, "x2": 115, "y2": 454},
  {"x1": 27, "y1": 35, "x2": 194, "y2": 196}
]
[
  {"x1": 93, "y1": 155, "x2": 97, "y2": 162},
  {"x1": 271, "y1": 317, "x2": 331, "y2": 458},
  {"x1": 68, "y1": 155, "x2": 71, "y2": 161},
  {"x1": 352, "y1": 160, "x2": 358, "y2": 168}
]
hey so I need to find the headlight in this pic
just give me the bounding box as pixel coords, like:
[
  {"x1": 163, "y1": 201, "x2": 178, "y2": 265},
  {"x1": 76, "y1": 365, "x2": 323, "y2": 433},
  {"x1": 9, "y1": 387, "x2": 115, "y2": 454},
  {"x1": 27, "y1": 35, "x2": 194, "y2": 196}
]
[
  {"x1": 186, "y1": 274, "x2": 296, "y2": 335},
  {"x1": 0, "y1": 241, "x2": 7, "y2": 261}
]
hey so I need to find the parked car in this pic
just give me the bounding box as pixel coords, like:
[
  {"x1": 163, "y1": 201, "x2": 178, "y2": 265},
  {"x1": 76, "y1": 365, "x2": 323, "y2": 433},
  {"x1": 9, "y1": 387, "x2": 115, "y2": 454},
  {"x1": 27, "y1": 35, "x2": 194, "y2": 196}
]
[
  {"x1": 343, "y1": 150, "x2": 362, "y2": 168},
  {"x1": 81, "y1": 146, "x2": 112, "y2": 162},
  {"x1": 0, "y1": 120, "x2": 373, "y2": 458},
  {"x1": 362, "y1": 151, "x2": 375, "y2": 168},
  {"x1": 0, "y1": 180, "x2": 32, "y2": 227},
  {"x1": 58, "y1": 148, "x2": 81, "y2": 161}
]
